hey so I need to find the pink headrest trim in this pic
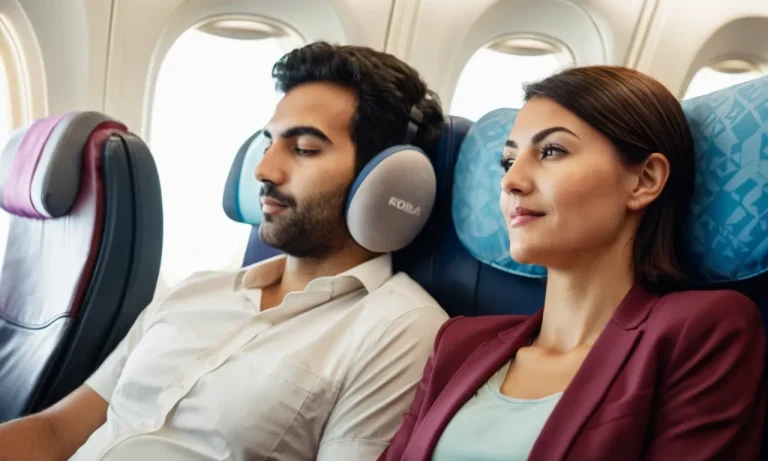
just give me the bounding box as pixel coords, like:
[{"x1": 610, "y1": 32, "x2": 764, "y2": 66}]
[{"x1": 3, "y1": 114, "x2": 68, "y2": 218}]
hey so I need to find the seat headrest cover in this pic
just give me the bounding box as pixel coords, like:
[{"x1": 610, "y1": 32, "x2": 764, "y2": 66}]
[
  {"x1": 223, "y1": 130, "x2": 268, "y2": 226},
  {"x1": 0, "y1": 111, "x2": 115, "y2": 219},
  {"x1": 452, "y1": 108, "x2": 547, "y2": 279},
  {"x1": 452, "y1": 75, "x2": 768, "y2": 284},
  {"x1": 0, "y1": 126, "x2": 29, "y2": 201},
  {"x1": 682, "y1": 75, "x2": 768, "y2": 283}
]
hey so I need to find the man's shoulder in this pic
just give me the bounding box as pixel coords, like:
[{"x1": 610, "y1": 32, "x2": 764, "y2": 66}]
[
  {"x1": 351, "y1": 272, "x2": 448, "y2": 338},
  {"x1": 170, "y1": 268, "x2": 243, "y2": 290},
  {"x1": 150, "y1": 269, "x2": 244, "y2": 312},
  {"x1": 363, "y1": 272, "x2": 446, "y2": 316}
]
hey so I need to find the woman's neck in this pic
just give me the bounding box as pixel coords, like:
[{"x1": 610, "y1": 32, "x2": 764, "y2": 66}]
[{"x1": 537, "y1": 243, "x2": 635, "y2": 352}]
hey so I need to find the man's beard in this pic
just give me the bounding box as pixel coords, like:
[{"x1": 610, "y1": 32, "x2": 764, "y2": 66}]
[{"x1": 258, "y1": 183, "x2": 350, "y2": 259}]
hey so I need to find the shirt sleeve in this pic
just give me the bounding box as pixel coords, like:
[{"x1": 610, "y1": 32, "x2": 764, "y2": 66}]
[
  {"x1": 84, "y1": 299, "x2": 158, "y2": 402},
  {"x1": 316, "y1": 305, "x2": 448, "y2": 461},
  {"x1": 376, "y1": 316, "x2": 461, "y2": 461}
]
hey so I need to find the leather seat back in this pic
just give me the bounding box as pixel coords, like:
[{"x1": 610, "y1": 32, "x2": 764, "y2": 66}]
[{"x1": 0, "y1": 112, "x2": 163, "y2": 421}]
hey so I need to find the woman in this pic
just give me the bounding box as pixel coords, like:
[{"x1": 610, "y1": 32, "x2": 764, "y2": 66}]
[{"x1": 379, "y1": 66, "x2": 766, "y2": 460}]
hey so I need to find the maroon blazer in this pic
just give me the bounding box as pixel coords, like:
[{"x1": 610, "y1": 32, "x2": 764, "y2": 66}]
[{"x1": 379, "y1": 285, "x2": 766, "y2": 460}]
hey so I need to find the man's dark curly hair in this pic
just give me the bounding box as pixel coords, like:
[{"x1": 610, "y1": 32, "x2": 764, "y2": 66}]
[{"x1": 271, "y1": 42, "x2": 444, "y2": 172}]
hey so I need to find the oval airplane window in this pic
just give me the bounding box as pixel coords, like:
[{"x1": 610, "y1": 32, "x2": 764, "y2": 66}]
[
  {"x1": 683, "y1": 59, "x2": 765, "y2": 99},
  {"x1": 0, "y1": 51, "x2": 12, "y2": 263},
  {"x1": 451, "y1": 36, "x2": 573, "y2": 121},
  {"x1": 149, "y1": 18, "x2": 301, "y2": 286}
]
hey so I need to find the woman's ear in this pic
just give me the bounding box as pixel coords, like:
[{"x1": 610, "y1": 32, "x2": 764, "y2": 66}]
[{"x1": 627, "y1": 153, "x2": 670, "y2": 211}]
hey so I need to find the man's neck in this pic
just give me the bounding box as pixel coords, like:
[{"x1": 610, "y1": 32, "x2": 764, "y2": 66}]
[{"x1": 262, "y1": 242, "x2": 377, "y2": 310}]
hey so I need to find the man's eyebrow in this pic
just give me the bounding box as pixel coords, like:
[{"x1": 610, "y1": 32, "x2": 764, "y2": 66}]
[{"x1": 263, "y1": 126, "x2": 333, "y2": 144}]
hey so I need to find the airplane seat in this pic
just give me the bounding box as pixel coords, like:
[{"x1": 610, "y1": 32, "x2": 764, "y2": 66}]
[
  {"x1": 446, "y1": 75, "x2": 768, "y2": 315},
  {"x1": 223, "y1": 116, "x2": 475, "y2": 289},
  {"x1": 0, "y1": 112, "x2": 163, "y2": 422},
  {"x1": 449, "y1": 76, "x2": 768, "y2": 456}
]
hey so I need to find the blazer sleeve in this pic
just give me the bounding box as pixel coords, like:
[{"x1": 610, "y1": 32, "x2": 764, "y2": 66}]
[
  {"x1": 646, "y1": 291, "x2": 766, "y2": 460},
  {"x1": 377, "y1": 316, "x2": 462, "y2": 461}
]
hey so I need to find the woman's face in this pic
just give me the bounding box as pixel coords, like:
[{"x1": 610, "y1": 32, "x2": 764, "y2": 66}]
[{"x1": 500, "y1": 96, "x2": 647, "y2": 271}]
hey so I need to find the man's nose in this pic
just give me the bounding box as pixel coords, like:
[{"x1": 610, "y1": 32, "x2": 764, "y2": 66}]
[{"x1": 254, "y1": 143, "x2": 287, "y2": 185}]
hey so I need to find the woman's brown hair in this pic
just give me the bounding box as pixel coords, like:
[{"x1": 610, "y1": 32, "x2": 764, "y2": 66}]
[{"x1": 523, "y1": 66, "x2": 695, "y2": 291}]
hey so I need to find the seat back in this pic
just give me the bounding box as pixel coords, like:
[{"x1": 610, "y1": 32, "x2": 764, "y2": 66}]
[
  {"x1": 0, "y1": 112, "x2": 163, "y2": 421},
  {"x1": 224, "y1": 116, "x2": 474, "y2": 276},
  {"x1": 445, "y1": 76, "x2": 768, "y2": 455},
  {"x1": 441, "y1": 76, "x2": 768, "y2": 315}
]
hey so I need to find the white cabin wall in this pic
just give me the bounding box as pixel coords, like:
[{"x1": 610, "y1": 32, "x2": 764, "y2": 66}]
[
  {"x1": 579, "y1": 0, "x2": 656, "y2": 67},
  {"x1": 330, "y1": 0, "x2": 395, "y2": 51},
  {"x1": 82, "y1": 0, "x2": 112, "y2": 111},
  {"x1": 0, "y1": 0, "x2": 46, "y2": 124},
  {"x1": 103, "y1": 0, "x2": 394, "y2": 137},
  {"x1": 3, "y1": 0, "x2": 765, "y2": 126},
  {"x1": 10, "y1": 0, "x2": 110, "y2": 116},
  {"x1": 637, "y1": 0, "x2": 768, "y2": 97},
  {"x1": 390, "y1": 0, "x2": 768, "y2": 108},
  {"x1": 393, "y1": 0, "x2": 648, "y2": 110}
]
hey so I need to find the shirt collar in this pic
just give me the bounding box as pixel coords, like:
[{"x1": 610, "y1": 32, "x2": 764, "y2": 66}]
[
  {"x1": 237, "y1": 253, "x2": 393, "y2": 294},
  {"x1": 237, "y1": 254, "x2": 286, "y2": 290},
  {"x1": 334, "y1": 253, "x2": 393, "y2": 293}
]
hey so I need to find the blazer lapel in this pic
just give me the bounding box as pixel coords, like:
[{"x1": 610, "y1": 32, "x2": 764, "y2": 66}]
[
  {"x1": 528, "y1": 284, "x2": 657, "y2": 461},
  {"x1": 404, "y1": 310, "x2": 544, "y2": 461}
]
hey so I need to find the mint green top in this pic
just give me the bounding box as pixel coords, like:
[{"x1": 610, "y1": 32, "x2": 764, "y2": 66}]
[{"x1": 431, "y1": 361, "x2": 562, "y2": 461}]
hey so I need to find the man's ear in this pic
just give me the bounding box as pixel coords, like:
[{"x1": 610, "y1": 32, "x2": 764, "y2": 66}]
[{"x1": 627, "y1": 153, "x2": 670, "y2": 211}]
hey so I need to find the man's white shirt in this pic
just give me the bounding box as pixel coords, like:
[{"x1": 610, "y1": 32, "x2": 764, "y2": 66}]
[{"x1": 70, "y1": 253, "x2": 448, "y2": 461}]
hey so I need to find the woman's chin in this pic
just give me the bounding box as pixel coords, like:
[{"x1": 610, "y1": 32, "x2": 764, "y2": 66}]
[{"x1": 508, "y1": 248, "x2": 541, "y2": 266}]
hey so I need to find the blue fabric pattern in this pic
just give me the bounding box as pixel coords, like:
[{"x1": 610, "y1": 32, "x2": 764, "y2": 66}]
[
  {"x1": 451, "y1": 75, "x2": 768, "y2": 284},
  {"x1": 452, "y1": 108, "x2": 547, "y2": 279},
  {"x1": 683, "y1": 76, "x2": 768, "y2": 283}
]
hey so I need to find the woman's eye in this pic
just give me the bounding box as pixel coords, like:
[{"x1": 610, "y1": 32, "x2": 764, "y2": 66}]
[
  {"x1": 541, "y1": 144, "x2": 567, "y2": 158},
  {"x1": 499, "y1": 157, "x2": 514, "y2": 172}
]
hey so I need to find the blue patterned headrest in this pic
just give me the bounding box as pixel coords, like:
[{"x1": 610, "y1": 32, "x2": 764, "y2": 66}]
[
  {"x1": 683, "y1": 76, "x2": 768, "y2": 282},
  {"x1": 452, "y1": 75, "x2": 768, "y2": 284},
  {"x1": 452, "y1": 108, "x2": 546, "y2": 278}
]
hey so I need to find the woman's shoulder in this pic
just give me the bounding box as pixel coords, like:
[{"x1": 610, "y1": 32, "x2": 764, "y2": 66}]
[
  {"x1": 646, "y1": 289, "x2": 765, "y2": 393},
  {"x1": 435, "y1": 314, "x2": 533, "y2": 349},
  {"x1": 649, "y1": 288, "x2": 762, "y2": 337}
]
